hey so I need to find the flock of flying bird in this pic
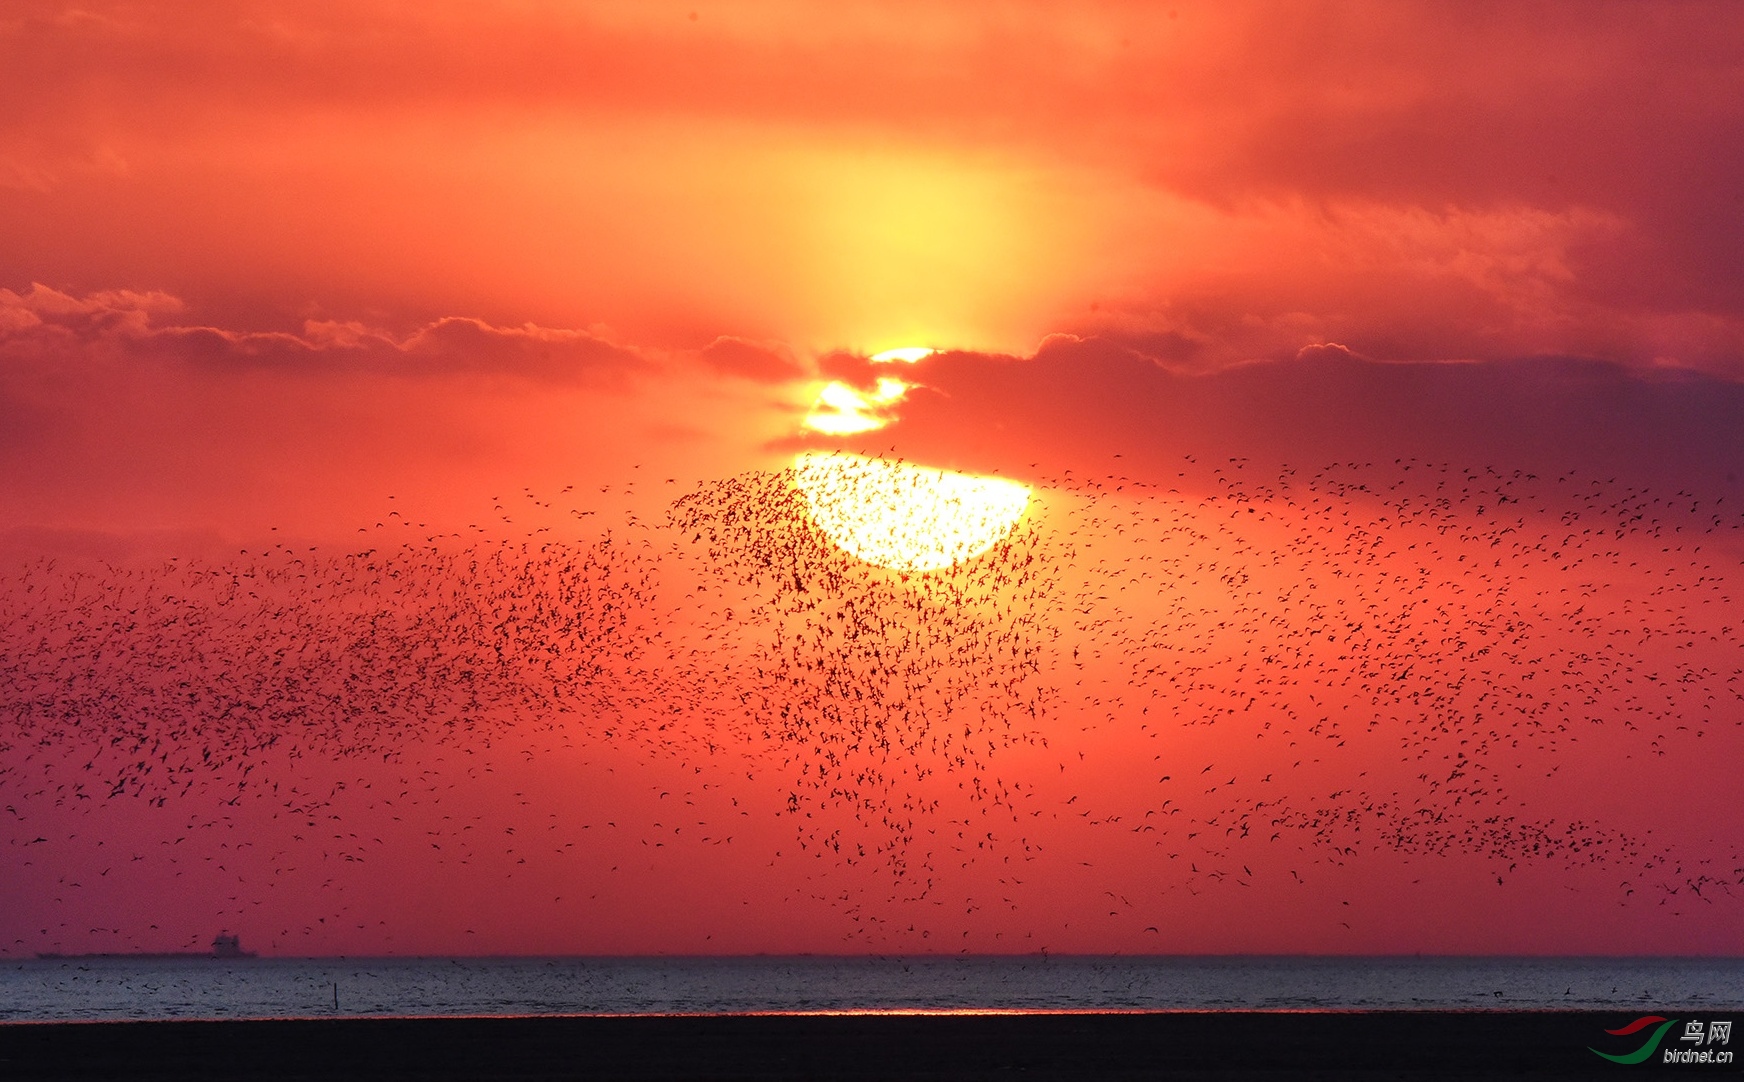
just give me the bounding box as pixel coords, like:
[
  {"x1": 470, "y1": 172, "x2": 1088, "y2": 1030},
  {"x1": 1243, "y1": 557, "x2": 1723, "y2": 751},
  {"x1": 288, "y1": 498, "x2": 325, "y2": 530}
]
[{"x1": 2, "y1": 453, "x2": 1741, "y2": 952}]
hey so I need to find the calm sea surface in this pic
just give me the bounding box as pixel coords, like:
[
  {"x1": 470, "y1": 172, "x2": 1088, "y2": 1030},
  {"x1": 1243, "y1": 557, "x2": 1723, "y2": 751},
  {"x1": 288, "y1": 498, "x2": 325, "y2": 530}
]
[{"x1": 2, "y1": 956, "x2": 1742, "y2": 1022}]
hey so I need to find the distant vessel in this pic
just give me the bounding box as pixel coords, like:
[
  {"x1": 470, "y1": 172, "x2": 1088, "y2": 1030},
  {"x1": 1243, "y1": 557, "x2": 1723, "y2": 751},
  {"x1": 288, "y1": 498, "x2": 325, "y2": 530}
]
[
  {"x1": 37, "y1": 933, "x2": 257, "y2": 961},
  {"x1": 210, "y1": 933, "x2": 255, "y2": 959}
]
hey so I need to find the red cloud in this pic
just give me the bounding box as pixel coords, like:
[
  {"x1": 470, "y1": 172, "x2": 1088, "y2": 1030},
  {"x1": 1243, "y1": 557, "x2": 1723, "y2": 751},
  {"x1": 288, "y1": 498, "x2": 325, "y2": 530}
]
[
  {"x1": 812, "y1": 337, "x2": 1744, "y2": 499},
  {"x1": 696, "y1": 336, "x2": 805, "y2": 382},
  {"x1": 0, "y1": 284, "x2": 183, "y2": 340},
  {"x1": 1, "y1": 285, "x2": 651, "y2": 383},
  {"x1": 6, "y1": 4, "x2": 1742, "y2": 372},
  {"x1": 0, "y1": 286, "x2": 808, "y2": 546}
]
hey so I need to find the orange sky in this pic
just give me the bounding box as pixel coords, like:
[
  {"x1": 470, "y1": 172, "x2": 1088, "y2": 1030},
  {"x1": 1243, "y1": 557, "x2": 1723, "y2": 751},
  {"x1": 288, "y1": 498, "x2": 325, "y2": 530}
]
[
  {"x1": 7, "y1": 1, "x2": 1744, "y2": 363},
  {"x1": 2, "y1": 2, "x2": 1742, "y2": 958}
]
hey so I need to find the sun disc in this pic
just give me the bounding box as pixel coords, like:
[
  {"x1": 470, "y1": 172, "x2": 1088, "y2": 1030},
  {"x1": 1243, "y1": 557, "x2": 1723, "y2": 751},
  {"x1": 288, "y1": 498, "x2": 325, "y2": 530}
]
[{"x1": 793, "y1": 452, "x2": 1030, "y2": 572}]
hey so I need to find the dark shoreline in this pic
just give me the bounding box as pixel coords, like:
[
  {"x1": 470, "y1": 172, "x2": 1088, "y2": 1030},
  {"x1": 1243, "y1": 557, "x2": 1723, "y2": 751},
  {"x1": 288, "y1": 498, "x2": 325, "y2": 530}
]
[{"x1": 2, "y1": 1011, "x2": 1732, "y2": 1080}]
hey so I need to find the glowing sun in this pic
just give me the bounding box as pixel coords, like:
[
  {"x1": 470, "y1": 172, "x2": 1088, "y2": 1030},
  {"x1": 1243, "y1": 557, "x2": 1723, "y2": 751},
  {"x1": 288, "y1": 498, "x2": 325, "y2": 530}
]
[{"x1": 794, "y1": 451, "x2": 1031, "y2": 572}]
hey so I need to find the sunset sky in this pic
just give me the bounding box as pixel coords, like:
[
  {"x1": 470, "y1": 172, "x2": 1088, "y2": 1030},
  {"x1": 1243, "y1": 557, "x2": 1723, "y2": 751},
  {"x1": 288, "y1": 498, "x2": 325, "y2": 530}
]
[{"x1": 2, "y1": 2, "x2": 1742, "y2": 958}]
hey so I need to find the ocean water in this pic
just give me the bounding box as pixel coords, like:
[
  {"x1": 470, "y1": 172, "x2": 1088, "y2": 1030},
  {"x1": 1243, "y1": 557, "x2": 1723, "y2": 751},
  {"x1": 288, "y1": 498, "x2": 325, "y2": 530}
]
[{"x1": 2, "y1": 956, "x2": 1742, "y2": 1022}]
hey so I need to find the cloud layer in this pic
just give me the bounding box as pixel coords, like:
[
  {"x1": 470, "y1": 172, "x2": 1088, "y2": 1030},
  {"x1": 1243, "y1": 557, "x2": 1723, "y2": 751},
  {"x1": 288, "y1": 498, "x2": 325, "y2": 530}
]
[
  {"x1": 3, "y1": 2, "x2": 1742, "y2": 366},
  {"x1": 0, "y1": 286, "x2": 806, "y2": 544},
  {"x1": 803, "y1": 337, "x2": 1744, "y2": 506}
]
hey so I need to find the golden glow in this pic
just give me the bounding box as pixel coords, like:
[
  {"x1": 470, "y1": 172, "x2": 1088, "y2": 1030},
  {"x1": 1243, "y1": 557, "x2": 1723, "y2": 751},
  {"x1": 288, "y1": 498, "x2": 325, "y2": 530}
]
[
  {"x1": 802, "y1": 377, "x2": 912, "y2": 436},
  {"x1": 869, "y1": 347, "x2": 935, "y2": 364},
  {"x1": 785, "y1": 148, "x2": 1078, "y2": 354},
  {"x1": 793, "y1": 451, "x2": 1030, "y2": 572}
]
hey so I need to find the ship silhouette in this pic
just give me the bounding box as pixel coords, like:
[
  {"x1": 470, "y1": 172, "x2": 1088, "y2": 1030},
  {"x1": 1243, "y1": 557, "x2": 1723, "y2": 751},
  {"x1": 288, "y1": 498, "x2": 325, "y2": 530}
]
[{"x1": 37, "y1": 932, "x2": 258, "y2": 960}]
